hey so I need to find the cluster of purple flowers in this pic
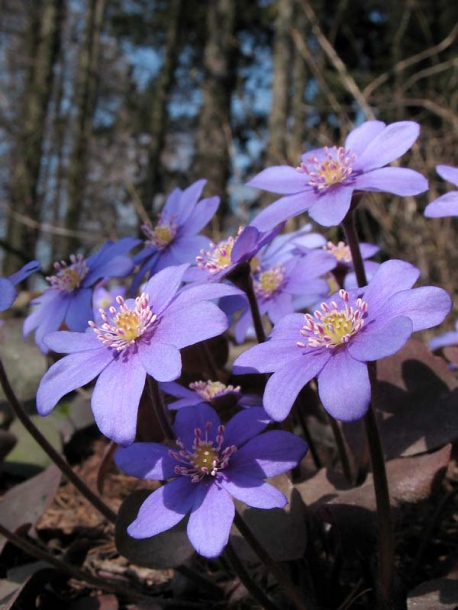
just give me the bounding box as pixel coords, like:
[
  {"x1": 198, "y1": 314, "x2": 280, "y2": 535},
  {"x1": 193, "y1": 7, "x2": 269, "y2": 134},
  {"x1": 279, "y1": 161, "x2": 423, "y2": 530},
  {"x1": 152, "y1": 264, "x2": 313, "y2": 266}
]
[{"x1": 5, "y1": 119, "x2": 455, "y2": 559}]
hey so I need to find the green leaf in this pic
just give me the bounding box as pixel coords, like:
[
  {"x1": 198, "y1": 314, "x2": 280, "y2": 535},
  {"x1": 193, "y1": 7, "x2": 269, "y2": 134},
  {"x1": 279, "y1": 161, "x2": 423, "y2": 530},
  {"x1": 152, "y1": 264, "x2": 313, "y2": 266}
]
[{"x1": 3, "y1": 415, "x2": 63, "y2": 477}]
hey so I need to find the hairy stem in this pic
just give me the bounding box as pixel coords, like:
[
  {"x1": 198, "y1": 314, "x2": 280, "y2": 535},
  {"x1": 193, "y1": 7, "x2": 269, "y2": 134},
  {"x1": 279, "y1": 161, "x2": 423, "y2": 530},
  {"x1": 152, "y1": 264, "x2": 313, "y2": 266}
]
[
  {"x1": 0, "y1": 522, "x2": 149, "y2": 602},
  {"x1": 342, "y1": 207, "x2": 394, "y2": 607},
  {"x1": 327, "y1": 415, "x2": 353, "y2": 483},
  {"x1": 225, "y1": 541, "x2": 280, "y2": 610},
  {"x1": 0, "y1": 357, "x2": 117, "y2": 524},
  {"x1": 234, "y1": 511, "x2": 308, "y2": 610},
  {"x1": 341, "y1": 206, "x2": 367, "y2": 288},
  {"x1": 232, "y1": 261, "x2": 266, "y2": 343},
  {"x1": 198, "y1": 340, "x2": 223, "y2": 381},
  {"x1": 146, "y1": 376, "x2": 175, "y2": 440},
  {"x1": 364, "y1": 375, "x2": 394, "y2": 608},
  {"x1": 294, "y1": 391, "x2": 322, "y2": 469}
]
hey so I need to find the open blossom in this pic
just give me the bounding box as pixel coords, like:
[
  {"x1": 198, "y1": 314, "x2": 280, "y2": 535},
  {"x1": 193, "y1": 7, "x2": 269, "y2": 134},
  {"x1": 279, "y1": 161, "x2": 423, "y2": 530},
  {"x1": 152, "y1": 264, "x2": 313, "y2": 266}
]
[
  {"x1": 160, "y1": 379, "x2": 243, "y2": 410},
  {"x1": 234, "y1": 248, "x2": 336, "y2": 343},
  {"x1": 234, "y1": 260, "x2": 452, "y2": 422},
  {"x1": 424, "y1": 165, "x2": 458, "y2": 217},
  {"x1": 115, "y1": 404, "x2": 308, "y2": 558},
  {"x1": 131, "y1": 180, "x2": 219, "y2": 294},
  {"x1": 248, "y1": 120, "x2": 428, "y2": 229},
  {"x1": 185, "y1": 224, "x2": 284, "y2": 283},
  {"x1": 24, "y1": 238, "x2": 139, "y2": 353},
  {"x1": 36, "y1": 265, "x2": 242, "y2": 446},
  {"x1": 0, "y1": 261, "x2": 40, "y2": 312},
  {"x1": 320, "y1": 240, "x2": 380, "y2": 290}
]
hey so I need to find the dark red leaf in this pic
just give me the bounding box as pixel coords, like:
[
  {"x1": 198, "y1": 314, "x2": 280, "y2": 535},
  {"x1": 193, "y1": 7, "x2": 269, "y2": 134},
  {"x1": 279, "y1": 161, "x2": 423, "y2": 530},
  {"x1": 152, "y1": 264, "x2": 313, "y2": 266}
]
[{"x1": 0, "y1": 465, "x2": 61, "y2": 554}]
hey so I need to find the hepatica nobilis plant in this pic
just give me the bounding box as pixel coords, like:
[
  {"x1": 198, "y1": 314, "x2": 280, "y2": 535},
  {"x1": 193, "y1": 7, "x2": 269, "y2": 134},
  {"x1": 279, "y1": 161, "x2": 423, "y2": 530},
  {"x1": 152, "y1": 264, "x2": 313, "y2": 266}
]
[
  {"x1": 249, "y1": 120, "x2": 428, "y2": 229},
  {"x1": 234, "y1": 259, "x2": 451, "y2": 421},
  {"x1": 36, "y1": 264, "x2": 242, "y2": 445},
  {"x1": 2, "y1": 119, "x2": 457, "y2": 610},
  {"x1": 24, "y1": 238, "x2": 139, "y2": 353},
  {"x1": 115, "y1": 404, "x2": 307, "y2": 558}
]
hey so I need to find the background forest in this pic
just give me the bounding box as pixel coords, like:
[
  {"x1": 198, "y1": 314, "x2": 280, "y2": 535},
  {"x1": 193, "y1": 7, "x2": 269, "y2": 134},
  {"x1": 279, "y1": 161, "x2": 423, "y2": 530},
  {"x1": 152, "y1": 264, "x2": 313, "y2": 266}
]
[{"x1": 1, "y1": 0, "x2": 458, "y2": 289}]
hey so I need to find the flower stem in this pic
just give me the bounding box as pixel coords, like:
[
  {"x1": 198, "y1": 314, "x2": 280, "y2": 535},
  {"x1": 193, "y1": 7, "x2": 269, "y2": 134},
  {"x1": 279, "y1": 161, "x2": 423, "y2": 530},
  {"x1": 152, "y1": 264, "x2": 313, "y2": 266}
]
[
  {"x1": 225, "y1": 541, "x2": 281, "y2": 610},
  {"x1": 146, "y1": 376, "x2": 175, "y2": 440},
  {"x1": 342, "y1": 207, "x2": 394, "y2": 607},
  {"x1": 0, "y1": 357, "x2": 117, "y2": 524},
  {"x1": 294, "y1": 390, "x2": 322, "y2": 469},
  {"x1": 232, "y1": 262, "x2": 266, "y2": 343},
  {"x1": 198, "y1": 340, "x2": 223, "y2": 381},
  {"x1": 0, "y1": 521, "x2": 150, "y2": 602},
  {"x1": 364, "y1": 374, "x2": 394, "y2": 609},
  {"x1": 327, "y1": 415, "x2": 353, "y2": 483},
  {"x1": 234, "y1": 510, "x2": 308, "y2": 610},
  {"x1": 341, "y1": 208, "x2": 367, "y2": 288}
]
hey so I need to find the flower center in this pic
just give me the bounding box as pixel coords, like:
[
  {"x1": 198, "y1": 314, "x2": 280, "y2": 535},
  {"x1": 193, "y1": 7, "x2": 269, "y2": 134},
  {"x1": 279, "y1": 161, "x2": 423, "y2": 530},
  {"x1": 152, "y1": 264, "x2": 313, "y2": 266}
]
[
  {"x1": 297, "y1": 289, "x2": 367, "y2": 349},
  {"x1": 189, "y1": 380, "x2": 241, "y2": 402},
  {"x1": 254, "y1": 264, "x2": 286, "y2": 298},
  {"x1": 297, "y1": 146, "x2": 356, "y2": 191},
  {"x1": 89, "y1": 293, "x2": 157, "y2": 351},
  {"x1": 142, "y1": 214, "x2": 178, "y2": 250},
  {"x1": 325, "y1": 241, "x2": 352, "y2": 263},
  {"x1": 47, "y1": 254, "x2": 89, "y2": 293},
  {"x1": 169, "y1": 422, "x2": 237, "y2": 483},
  {"x1": 196, "y1": 227, "x2": 244, "y2": 273}
]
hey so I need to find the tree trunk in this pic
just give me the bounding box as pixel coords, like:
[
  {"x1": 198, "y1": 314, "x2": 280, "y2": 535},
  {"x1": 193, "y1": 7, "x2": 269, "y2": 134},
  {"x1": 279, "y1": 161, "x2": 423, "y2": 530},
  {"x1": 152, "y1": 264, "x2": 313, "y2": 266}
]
[
  {"x1": 290, "y1": 1, "x2": 308, "y2": 162},
  {"x1": 192, "y1": 0, "x2": 237, "y2": 228},
  {"x1": 143, "y1": 0, "x2": 182, "y2": 208},
  {"x1": 63, "y1": 0, "x2": 106, "y2": 258},
  {"x1": 4, "y1": 0, "x2": 66, "y2": 275},
  {"x1": 266, "y1": 0, "x2": 294, "y2": 166}
]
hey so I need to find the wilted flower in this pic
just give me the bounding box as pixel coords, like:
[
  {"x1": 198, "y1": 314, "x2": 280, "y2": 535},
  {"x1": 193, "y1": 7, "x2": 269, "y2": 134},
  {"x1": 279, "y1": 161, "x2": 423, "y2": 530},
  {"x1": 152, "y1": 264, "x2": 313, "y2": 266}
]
[
  {"x1": 24, "y1": 238, "x2": 138, "y2": 353},
  {"x1": 248, "y1": 120, "x2": 427, "y2": 229},
  {"x1": 115, "y1": 404, "x2": 308, "y2": 558},
  {"x1": 424, "y1": 165, "x2": 458, "y2": 218},
  {"x1": 0, "y1": 261, "x2": 40, "y2": 312},
  {"x1": 234, "y1": 260, "x2": 451, "y2": 422},
  {"x1": 36, "y1": 265, "x2": 242, "y2": 445}
]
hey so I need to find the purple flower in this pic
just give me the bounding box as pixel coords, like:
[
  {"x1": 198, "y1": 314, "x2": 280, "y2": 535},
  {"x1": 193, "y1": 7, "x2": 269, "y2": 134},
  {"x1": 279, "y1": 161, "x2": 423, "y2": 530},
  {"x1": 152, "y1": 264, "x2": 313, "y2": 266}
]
[
  {"x1": 185, "y1": 224, "x2": 284, "y2": 283},
  {"x1": 234, "y1": 260, "x2": 451, "y2": 422},
  {"x1": 0, "y1": 261, "x2": 41, "y2": 312},
  {"x1": 320, "y1": 241, "x2": 380, "y2": 290},
  {"x1": 24, "y1": 238, "x2": 139, "y2": 353},
  {"x1": 248, "y1": 120, "x2": 428, "y2": 229},
  {"x1": 257, "y1": 224, "x2": 327, "y2": 262},
  {"x1": 36, "y1": 264, "x2": 242, "y2": 445},
  {"x1": 424, "y1": 165, "x2": 458, "y2": 217},
  {"x1": 132, "y1": 180, "x2": 219, "y2": 293},
  {"x1": 234, "y1": 248, "x2": 335, "y2": 343},
  {"x1": 115, "y1": 404, "x2": 308, "y2": 558},
  {"x1": 429, "y1": 320, "x2": 458, "y2": 351},
  {"x1": 160, "y1": 379, "x2": 242, "y2": 410}
]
